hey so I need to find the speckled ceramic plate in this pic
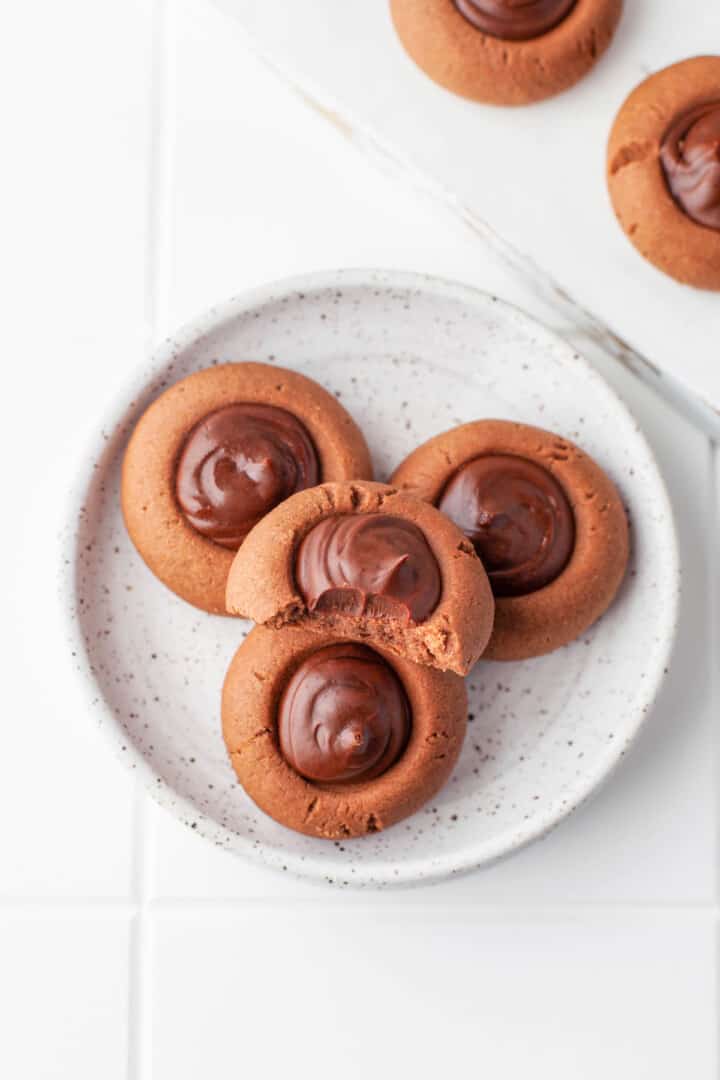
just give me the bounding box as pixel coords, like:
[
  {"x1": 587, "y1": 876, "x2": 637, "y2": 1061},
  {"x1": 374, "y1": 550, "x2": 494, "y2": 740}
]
[{"x1": 63, "y1": 270, "x2": 679, "y2": 888}]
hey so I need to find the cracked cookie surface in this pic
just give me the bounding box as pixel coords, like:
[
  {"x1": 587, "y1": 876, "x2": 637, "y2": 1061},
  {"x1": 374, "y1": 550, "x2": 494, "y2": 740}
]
[
  {"x1": 391, "y1": 419, "x2": 629, "y2": 660},
  {"x1": 221, "y1": 624, "x2": 467, "y2": 839},
  {"x1": 225, "y1": 481, "x2": 494, "y2": 675},
  {"x1": 390, "y1": 0, "x2": 623, "y2": 105},
  {"x1": 607, "y1": 55, "x2": 720, "y2": 290},
  {"x1": 121, "y1": 363, "x2": 372, "y2": 614}
]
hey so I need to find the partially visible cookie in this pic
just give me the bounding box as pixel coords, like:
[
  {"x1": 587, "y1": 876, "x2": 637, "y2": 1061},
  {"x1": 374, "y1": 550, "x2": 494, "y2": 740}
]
[
  {"x1": 607, "y1": 56, "x2": 720, "y2": 290},
  {"x1": 390, "y1": 0, "x2": 623, "y2": 106},
  {"x1": 225, "y1": 481, "x2": 495, "y2": 676},
  {"x1": 121, "y1": 363, "x2": 372, "y2": 615},
  {"x1": 391, "y1": 420, "x2": 629, "y2": 661},
  {"x1": 222, "y1": 624, "x2": 467, "y2": 839}
]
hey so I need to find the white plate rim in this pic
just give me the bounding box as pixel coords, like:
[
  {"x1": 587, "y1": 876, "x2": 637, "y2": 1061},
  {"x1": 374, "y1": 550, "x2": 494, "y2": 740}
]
[{"x1": 60, "y1": 268, "x2": 681, "y2": 888}]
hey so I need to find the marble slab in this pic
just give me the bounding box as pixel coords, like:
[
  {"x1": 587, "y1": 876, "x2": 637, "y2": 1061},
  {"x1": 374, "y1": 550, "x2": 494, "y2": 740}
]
[{"x1": 215, "y1": 0, "x2": 720, "y2": 428}]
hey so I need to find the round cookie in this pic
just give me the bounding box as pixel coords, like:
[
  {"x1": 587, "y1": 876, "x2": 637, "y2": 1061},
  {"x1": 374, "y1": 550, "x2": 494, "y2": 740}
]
[
  {"x1": 122, "y1": 363, "x2": 372, "y2": 615},
  {"x1": 222, "y1": 624, "x2": 468, "y2": 839},
  {"x1": 225, "y1": 481, "x2": 495, "y2": 676},
  {"x1": 607, "y1": 56, "x2": 720, "y2": 290},
  {"x1": 390, "y1": 0, "x2": 623, "y2": 106},
  {"x1": 391, "y1": 420, "x2": 629, "y2": 661}
]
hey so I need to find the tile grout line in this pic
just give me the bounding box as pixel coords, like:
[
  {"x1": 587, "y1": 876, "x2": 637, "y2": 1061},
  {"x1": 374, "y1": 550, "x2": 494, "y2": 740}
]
[
  {"x1": 127, "y1": 0, "x2": 173, "y2": 1077},
  {"x1": 0, "y1": 899, "x2": 140, "y2": 913},
  {"x1": 710, "y1": 440, "x2": 720, "y2": 1080},
  {"x1": 711, "y1": 440, "x2": 720, "y2": 910},
  {"x1": 143, "y1": 898, "x2": 718, "y2": 914},
  {"x1": 0, "y1": 896, "x2": 717, "y2": 912},
  {"x1": 127, "y1": 796, "x2": 151, "y2": 1080}
]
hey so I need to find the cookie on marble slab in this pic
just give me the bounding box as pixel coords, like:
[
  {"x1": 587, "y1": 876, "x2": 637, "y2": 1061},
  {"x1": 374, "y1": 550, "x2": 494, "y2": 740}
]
[
  {"x1": 607, "y1": 55, "x2": 720, "y2": 290},
  {"x1": 391, "y1": 419, "x2": 629, "y2": 661},
  {"x1": 121, "y1": 362, "x2": 372, "y2": 615},
  {"x1": 225, "y1": 480, "x2": 495, "y2": 676},
  {"x1": 390, "y1": 0, "x2": 623, "y2": 106},
  {"x1": 222, "y1": 624, "x2": 467, "y2": 839}
]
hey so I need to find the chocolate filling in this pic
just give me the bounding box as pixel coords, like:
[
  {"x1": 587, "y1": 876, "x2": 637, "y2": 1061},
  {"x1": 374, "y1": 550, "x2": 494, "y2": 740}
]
[
  {"x1": 175, "y1": 403, "x2": 319, "y2": 548},
  {"x1": 660, "y1": 102, "x2": 720, "y2": 230},
  {"x1": 295, "y1": 514, "x2": 441, "y2": 623},
  {"x1": 278, "y1": 644, "x2": 410, "y2": 783},
  {"x1": 453, "y1": 0, "x2": 575, "y2": 41},
  {"x1": 437, "y1": 454, "x2": 574, "y2": 596}
]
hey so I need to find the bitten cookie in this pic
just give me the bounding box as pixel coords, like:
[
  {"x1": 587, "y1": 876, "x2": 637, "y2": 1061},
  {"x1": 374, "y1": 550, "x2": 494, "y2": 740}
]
[
  {"x1": 391, "y1": 420, "x2": 629, "y2": 661},
  {"x1": 122, "y1": 363, "x2": 372, "y2": 614},
  {"x1": 225, "y1": 481, "x2": 495, "y2": 676},
  {"x1": 222, "y1": 624, "x2": 468, "y2": 839},
  {"x1": 607, "y1": 56, "x2": 720, "y2": 290},
  {"x1": 390, "y1": 0, "x2": 623, "y2": 106}
]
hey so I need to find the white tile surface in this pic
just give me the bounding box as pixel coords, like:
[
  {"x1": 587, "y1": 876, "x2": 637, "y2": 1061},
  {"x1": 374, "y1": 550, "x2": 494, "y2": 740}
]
[
  {"x1": 150, "y1": 908, "x2": 717, "y2": 1080},
  {"x1": 0, "y1": 912, "x2": 131, "y2": 1080},
  {"x1": 214, "y1": 0, "x2": 720, "y2": 420},
  {"x1": 0, "y1": 599, "x2": 136, "y2": 898},
  {"x1": 2, "y1": 0, "x2": 151, "y2": 420},
  {"x1": 0, "y1": 0, "x2": 151, "y2": 899},
  {"x1": 158, "y1": 0, "x2": 579, "y2": 337}
]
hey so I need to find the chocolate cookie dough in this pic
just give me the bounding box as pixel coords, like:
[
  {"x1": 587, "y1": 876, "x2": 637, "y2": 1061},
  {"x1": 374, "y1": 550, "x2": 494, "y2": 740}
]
[
  {"x1": 391, "y1": 420, "x2": 628, "y2": 661},
  {"x1": 225, "y1": 481, "x2": 495, "y2": 675},
  {"x1": 390, "y1": 0, "x2": 623, "y2": 106},
  {"x1": 607, "y1": 56, "x2": 720, "y2": 290},
  {"x1": 122, "y1": 363, "x2": 372, "y2": 614},
  {"x1": 222, "y1": 624, "x2": 467, "y2": 839}
]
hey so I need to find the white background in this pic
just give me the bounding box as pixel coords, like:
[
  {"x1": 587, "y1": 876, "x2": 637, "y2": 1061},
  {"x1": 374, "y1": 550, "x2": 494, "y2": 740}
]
[
  {"x1": 1, "y1": 0, "x2": 718, "y2": 1077},
  {"x1": 216, "y1": 0, "x2": 720, "y2": 423}
]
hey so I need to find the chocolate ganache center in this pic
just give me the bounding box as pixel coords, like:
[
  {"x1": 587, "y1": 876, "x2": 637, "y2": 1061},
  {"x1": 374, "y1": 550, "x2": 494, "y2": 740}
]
[
  {"x1": 278, "y1": 644, "x2": 410, "y2": 783},
  {"x1": 175, "y1": 403, "x2": 319, "y2": 549},
  {"x1": 660, "y1": 102, "x2": 720, "y2": 230},
  {"x1": 295, "y1": 514, "x2": 441, "y2": 623},
  {"x1": 453, "y1": 0, "x2": 575, "y2": 41},
  {"x1": 437, "y1": 454, "x2": 574, "y2": 597}
]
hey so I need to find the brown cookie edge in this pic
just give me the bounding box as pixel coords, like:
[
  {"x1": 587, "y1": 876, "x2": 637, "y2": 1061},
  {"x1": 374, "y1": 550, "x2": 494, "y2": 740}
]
[
  {"x1": 225, "y1": 480, "x2": 495, "y2": 675},
  {"x1": 390, "y1": 0, "x2": 623, "y2": 105},
  {"x1": 121, "y1": 363, "x2": 373, "y2": 614},
  {"x1": 607, "y1": 55, "x2": 720, "y2": 290},
  {"x1": 391, "y1": 419, "x2": 629, "y2": 661},
  {"x1": 221, "y1": 624, "x2": 468, "y2": 839}
]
